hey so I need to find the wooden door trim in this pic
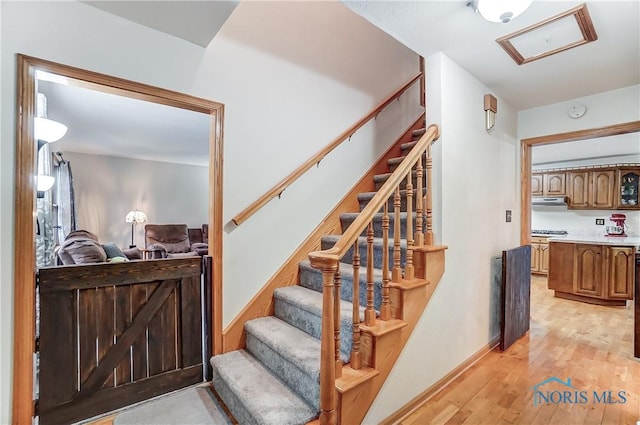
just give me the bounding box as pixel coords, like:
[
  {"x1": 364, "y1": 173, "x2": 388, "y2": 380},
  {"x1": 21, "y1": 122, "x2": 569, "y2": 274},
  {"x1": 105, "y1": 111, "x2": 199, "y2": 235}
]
[
  {"x1": 12, "y1": 54, "x2": 225, "y2": 424},
  {"x1": 520, "y1": 120, "x2": 640, "y2": 246}
]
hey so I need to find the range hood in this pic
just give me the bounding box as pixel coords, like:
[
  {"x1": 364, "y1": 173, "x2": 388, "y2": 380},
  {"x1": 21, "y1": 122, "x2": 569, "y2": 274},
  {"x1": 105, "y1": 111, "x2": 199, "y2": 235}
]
[{"x1": 532, "y1": 196, "x2": 568, "y2": 206}]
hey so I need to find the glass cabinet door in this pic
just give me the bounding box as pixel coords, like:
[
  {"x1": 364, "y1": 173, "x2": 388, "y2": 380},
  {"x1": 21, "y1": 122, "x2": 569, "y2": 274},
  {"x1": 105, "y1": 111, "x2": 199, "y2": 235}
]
[{"x1": 619, "y1": 170, "x2": 639, "y2": 207}]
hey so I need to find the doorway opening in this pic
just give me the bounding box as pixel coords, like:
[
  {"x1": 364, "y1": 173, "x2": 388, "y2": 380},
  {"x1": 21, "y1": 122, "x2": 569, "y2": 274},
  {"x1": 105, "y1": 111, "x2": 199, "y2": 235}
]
[{"x1": 12, "y1": 55, "x2": 224, "y2": 424}]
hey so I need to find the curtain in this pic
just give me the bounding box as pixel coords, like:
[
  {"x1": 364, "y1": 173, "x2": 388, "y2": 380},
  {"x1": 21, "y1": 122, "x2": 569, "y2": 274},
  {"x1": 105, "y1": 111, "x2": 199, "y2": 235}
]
[
  {"x1": 55, "y1": 158, "x2": 77, "y2": 247},
  {"x1": 35, "y1": 143, "x2": 55, "y2": 267}
]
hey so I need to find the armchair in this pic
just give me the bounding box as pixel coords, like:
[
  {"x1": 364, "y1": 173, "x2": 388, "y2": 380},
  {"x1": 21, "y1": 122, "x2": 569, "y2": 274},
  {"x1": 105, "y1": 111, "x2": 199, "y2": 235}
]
[{"x1": 144, "y1": 224, "x2": 208, "y2": 258}]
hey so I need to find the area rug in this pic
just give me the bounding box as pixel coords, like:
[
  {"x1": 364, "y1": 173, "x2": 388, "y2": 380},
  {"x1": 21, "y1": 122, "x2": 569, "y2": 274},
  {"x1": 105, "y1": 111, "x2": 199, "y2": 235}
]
[{"x1": 113, "y1": 385, "x2": 233, "y2": 425}]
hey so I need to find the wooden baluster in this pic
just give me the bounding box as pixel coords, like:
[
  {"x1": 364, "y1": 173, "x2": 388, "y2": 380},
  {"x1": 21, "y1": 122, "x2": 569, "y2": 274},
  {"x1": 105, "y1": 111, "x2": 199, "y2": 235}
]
[
  {"x1": 365, "y1": 222, "x2": 376, "y2": 326},
  {"x1": 333, "y1": 269, "x2": 342, "y2": 378},
  {"x1": 392, "y1": 186, "x2": 402, "y2": 282},
  {"x1": 350, "y1": 242, "x2": 361, "y2": 369},
  {"x1": 425, "y1": 145, "x2": 434, "y2": 245},
  {"x1": 415, "y1": 154, "x2": 424, "y2": 247},
  {"x1": 380, "y1": 203, "x2": 391, "y2": 320},
  {"x1": 316, "y1": 259, "x2": 337, "y2": 425},
  {"x1": 405, "y1": 170, "x2": 415, "y2": 280}
]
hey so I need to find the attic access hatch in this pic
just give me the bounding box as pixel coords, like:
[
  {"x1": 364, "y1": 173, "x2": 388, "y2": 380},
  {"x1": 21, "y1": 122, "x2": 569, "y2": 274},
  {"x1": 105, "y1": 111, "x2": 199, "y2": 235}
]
[{"x1": 496, "y1": 3, "x2": 597, "y2": 65}]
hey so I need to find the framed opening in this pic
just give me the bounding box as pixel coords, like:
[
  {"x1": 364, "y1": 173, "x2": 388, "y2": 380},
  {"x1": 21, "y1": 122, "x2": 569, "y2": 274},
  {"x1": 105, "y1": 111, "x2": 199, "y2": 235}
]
[{"x1": 12, "y1": 54, "x2": 224, "y2": 423}]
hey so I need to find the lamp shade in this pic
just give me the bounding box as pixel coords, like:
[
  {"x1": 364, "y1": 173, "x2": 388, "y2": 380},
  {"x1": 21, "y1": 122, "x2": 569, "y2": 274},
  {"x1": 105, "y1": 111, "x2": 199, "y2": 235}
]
[
  {"x1": 125, "y1": 210, "x2": 148, "y2": 224},
  {"x1": 35, "y1": 117, "x2": 68, "y2": 143},
  {"x1": 477, "y1": 0, "x2": 533, "y2": 23}
]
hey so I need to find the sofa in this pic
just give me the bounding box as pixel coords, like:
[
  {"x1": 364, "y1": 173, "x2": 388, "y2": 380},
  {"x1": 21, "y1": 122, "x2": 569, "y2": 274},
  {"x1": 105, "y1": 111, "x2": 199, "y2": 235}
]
[
  {"x1": 144, "y1": 224, "x2": 208, "y2": 259},
  {"x1": 57, "y1": 230, "x2": 142, "y2": 265}
]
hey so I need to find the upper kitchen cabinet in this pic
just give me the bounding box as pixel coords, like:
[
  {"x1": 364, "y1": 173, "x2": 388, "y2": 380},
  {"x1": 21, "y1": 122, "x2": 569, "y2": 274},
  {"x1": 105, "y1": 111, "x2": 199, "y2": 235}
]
[
  {"x1": 567, "y1": 168, "x2": 615, "y2": 209},
  {"x1": 532, "y1": 172, "x2": 566, "y2": 197},
  {"x1": 589, "y1": 169, "x2": 615, "y2": 209},
  {"x1": 618, "y1": 168, "x2": 640, "y2": 209},
  {"x1": 532, "y1": 173, "x2": 543, "y2": 196},
  {"x1": 543, "y1": 172, "x2": 566, "y2": 196},
  {"x1": 566, "y1": 171, "x2": 590, "y2": 208}
]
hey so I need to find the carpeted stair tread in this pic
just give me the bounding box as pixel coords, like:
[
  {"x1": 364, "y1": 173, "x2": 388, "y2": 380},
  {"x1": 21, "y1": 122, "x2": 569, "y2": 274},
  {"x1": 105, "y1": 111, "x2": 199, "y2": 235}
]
[
  {"x1": 412, "y1": 128, "x2": 426, "y2": 138},
  {"x1": 246, "y1": 317, "x2": 321, "y2": 377},
  {"x1": 320, "y1": 234, "x2": 407, "y2": 270},
  {"x1": 275, "y1": 285, "x2": 364, "y2": 323},
  {"x1": 245, "y1": 316, "x2": 323, "y2": 410},
  {"x1": 210, "y1": 350, "x2": 317, "y2": 425},
  {"x1": 400, "y1": 140, "x2": 418, "y2": 152},
  {"x1": 274, "y1": 286, "x2": 362, "y2": 359},
  {"x1": 298, "y1": 260, "x2": 383, "y2": 309}
]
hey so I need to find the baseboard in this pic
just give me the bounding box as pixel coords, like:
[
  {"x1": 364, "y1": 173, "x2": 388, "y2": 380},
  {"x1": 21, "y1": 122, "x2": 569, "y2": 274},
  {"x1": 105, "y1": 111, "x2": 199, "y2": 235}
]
[{"x1": 380, "y1": 336, "x2": 500, "y2": 425}]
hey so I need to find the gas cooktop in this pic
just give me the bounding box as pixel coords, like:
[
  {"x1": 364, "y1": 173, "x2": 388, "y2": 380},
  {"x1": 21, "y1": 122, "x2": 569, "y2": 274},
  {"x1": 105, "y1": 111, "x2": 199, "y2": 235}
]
[{"x1": 531, "y1": 229, "x2": 568, "y2": 235}]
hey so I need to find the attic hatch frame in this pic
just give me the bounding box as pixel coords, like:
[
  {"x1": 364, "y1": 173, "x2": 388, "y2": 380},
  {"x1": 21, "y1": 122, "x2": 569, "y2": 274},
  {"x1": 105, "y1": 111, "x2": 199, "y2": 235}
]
[
  {"x1": 497, "y1": 3, "x2": 597, "y2": 65},
  {"x1": 12, "y1": 54, "x2": 225, "y2": 424}
]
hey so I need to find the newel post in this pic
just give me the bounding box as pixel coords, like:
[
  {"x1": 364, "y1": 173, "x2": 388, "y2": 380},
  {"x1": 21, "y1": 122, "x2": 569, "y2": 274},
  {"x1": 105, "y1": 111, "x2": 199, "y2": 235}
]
[{"x1": 309, "y1": 255, "x2": 338, "y2": 425}]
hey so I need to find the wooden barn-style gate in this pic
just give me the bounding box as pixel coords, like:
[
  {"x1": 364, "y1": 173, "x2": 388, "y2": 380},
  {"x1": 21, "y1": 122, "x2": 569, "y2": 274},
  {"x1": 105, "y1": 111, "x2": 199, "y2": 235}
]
[{"x1": 36, "y1": 256, "x2": 212, "y2": 425}]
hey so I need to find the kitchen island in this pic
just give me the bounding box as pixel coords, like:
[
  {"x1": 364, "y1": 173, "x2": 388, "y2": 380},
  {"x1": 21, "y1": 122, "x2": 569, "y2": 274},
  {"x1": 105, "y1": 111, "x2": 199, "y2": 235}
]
[{"x1": 547, "y1": 235, "x2": 639, "y2": 306}]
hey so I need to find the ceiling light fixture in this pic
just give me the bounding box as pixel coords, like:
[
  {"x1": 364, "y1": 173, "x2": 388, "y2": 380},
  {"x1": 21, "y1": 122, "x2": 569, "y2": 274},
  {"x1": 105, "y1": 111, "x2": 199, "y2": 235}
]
[
  {"x1": 35, "y1": 93, "x2": 68, "y2": 143},
  {"x1": 469, "y1": 0, "x2": 533, "y2": 23}
]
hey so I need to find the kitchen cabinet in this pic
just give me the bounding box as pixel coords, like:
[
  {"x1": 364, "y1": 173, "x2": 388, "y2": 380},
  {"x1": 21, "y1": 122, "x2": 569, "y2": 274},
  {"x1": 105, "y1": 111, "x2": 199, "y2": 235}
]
[
  {"x1": 548, "y1": 241, "x2": 635, "y2": 305},
  {"x1": 566, "y1": 170, "x2": 615, "y2": 209},
  {"x1": 532, "y1": 174, "x2": 543, "y2": 196},
  {"x1": 574, "y1": 244, "x2": 605, "y2": 298},
  {"x1": 566, "y1": 171, "x2": 590, "y2": 208},
  {"x1": 531, "y1": 172, "x2": 565, "y2": 197},
  {"x1": 618, "y1": 168, "x2": 639, "y2": 209},
  {"x1": 543, "y1": 172, "x2": 566, "y2": 196},
  {"x1": 589, "y1": 170, "x2": 615, "y2": 209},
  {"x1": 608, "y1": 247, "x2": 634, "y2": 299},
  {"x1": 533, "y1": 164, "x2": 639, "y2": 210},
  {"x1": 531, "y1": 237, "x2": 549, "y2": 275}
]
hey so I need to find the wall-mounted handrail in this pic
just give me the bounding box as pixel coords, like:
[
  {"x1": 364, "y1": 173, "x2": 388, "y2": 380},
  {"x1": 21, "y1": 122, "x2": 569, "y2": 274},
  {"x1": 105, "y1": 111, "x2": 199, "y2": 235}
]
[
  {"x1": 231, "y1": 72, "x2": 423, "y2": 226},
  {"x1": 308, "y1": 124, "x2": 439, "y2": 264}
]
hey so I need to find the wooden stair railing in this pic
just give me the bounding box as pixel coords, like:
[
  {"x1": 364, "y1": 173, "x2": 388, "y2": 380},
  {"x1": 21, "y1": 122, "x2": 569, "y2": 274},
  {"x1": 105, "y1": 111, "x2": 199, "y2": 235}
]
[
  {"x1": 308, "y1": 124, "x2": 440, "y2": 425},
  {"x1": 231, "y1": 72, "x2": 423, "y2": 226}
]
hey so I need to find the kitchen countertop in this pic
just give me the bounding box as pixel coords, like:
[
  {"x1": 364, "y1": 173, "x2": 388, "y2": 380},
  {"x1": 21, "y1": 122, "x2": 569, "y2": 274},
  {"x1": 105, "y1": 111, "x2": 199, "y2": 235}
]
[{"x1": 548, "y1": 234, "x2": 640, "y2": 249}]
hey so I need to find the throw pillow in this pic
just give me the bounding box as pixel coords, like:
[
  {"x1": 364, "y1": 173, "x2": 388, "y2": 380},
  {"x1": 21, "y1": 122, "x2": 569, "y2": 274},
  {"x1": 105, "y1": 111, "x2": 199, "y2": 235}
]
[
  {"x1": 102, "y1": 242, "x2": 126, "y2": 259},
  {"x1": 64, "y1": 239, "x2": 107, "y2": 264},
  {"x1": 108, "y1": 256, "x2": 129, "y2": 263}
]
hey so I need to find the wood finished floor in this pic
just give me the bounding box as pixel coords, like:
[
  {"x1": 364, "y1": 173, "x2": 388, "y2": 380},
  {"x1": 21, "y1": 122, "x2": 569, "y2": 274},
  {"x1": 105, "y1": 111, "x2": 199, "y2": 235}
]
[{"x1": 399, "y1": 275, "x2": 639, "y2": 425}]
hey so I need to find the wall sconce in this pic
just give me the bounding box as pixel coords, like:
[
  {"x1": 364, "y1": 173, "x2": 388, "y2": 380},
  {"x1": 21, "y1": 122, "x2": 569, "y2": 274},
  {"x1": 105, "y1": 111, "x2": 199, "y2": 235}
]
[
  {"x1": 484, "y1": 94, "x2": 497, "y2": 131},
  {"x1": 125, "y1": 209, "x2": 148, "y2": 248}
]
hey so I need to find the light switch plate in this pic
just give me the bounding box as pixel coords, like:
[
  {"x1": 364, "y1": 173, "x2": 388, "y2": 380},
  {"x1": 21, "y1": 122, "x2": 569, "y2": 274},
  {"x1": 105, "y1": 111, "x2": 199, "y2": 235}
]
[
  {"x1": 596, "y1": 218, "x2": 605, "y2": 225},
  {"x1": 506, "y1": 210, "x2": 512, "y2": 222}
]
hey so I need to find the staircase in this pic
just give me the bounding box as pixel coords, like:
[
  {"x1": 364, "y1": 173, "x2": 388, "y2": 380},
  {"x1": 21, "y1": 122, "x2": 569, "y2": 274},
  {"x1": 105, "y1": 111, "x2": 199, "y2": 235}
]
[{"x1": 210, "y1": 123, "x2": 445, "y2": 424}]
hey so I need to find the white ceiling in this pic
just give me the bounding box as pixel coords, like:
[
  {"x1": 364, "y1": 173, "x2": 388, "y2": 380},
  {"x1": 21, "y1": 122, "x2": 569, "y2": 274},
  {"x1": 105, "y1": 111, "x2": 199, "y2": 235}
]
[
  {"x1": 43, "y1": 1, "x2": 639, "y2": 166},
  {"x1": 83, "y1": 0, "x2": 239, "y2": 48},
  {"x1": 343, "y1": 0, "x2": 640, "y2": 110},
  {"x1": 38, "y1": 80, "x2": 210, "y2": 166}
]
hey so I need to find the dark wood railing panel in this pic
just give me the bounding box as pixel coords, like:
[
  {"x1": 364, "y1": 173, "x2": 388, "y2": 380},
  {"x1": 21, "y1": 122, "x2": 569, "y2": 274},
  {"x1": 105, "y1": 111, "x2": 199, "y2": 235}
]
[{"x1": 38, "y1": 257, "x2": 205, "y2": 425}]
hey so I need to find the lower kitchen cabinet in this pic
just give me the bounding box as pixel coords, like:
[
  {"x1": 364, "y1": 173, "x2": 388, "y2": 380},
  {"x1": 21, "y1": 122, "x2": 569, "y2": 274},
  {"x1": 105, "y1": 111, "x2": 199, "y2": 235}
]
[
  {"x1": 531, "y1": 237, "x2": 550, "y2": 275},
  {"x1": 548, "y1": 242, "x2": 634, "y2": 305}
]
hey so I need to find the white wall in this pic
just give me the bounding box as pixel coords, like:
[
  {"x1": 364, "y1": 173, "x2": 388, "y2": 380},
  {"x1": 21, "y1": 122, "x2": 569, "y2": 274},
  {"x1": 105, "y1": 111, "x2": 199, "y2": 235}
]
[
  {"x1": 364, "y1": 52, "x2": 521, "y2": 422},
  {"x1": 0, "y1": 1, "x2": 420, "y2": 422},
  {"x1": 64, "y1": 152, "x2": 209, "y2": 248},
  {"x1": 518, "y1": 85, "x2": 640, "y2": 139}
]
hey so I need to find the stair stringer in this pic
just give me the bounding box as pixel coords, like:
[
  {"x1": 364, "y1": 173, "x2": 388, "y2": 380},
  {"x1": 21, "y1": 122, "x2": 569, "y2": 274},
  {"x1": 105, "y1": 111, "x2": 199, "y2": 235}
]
[{"x1": 334, "y1": 246, "x2": 447, "y2": 425}]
